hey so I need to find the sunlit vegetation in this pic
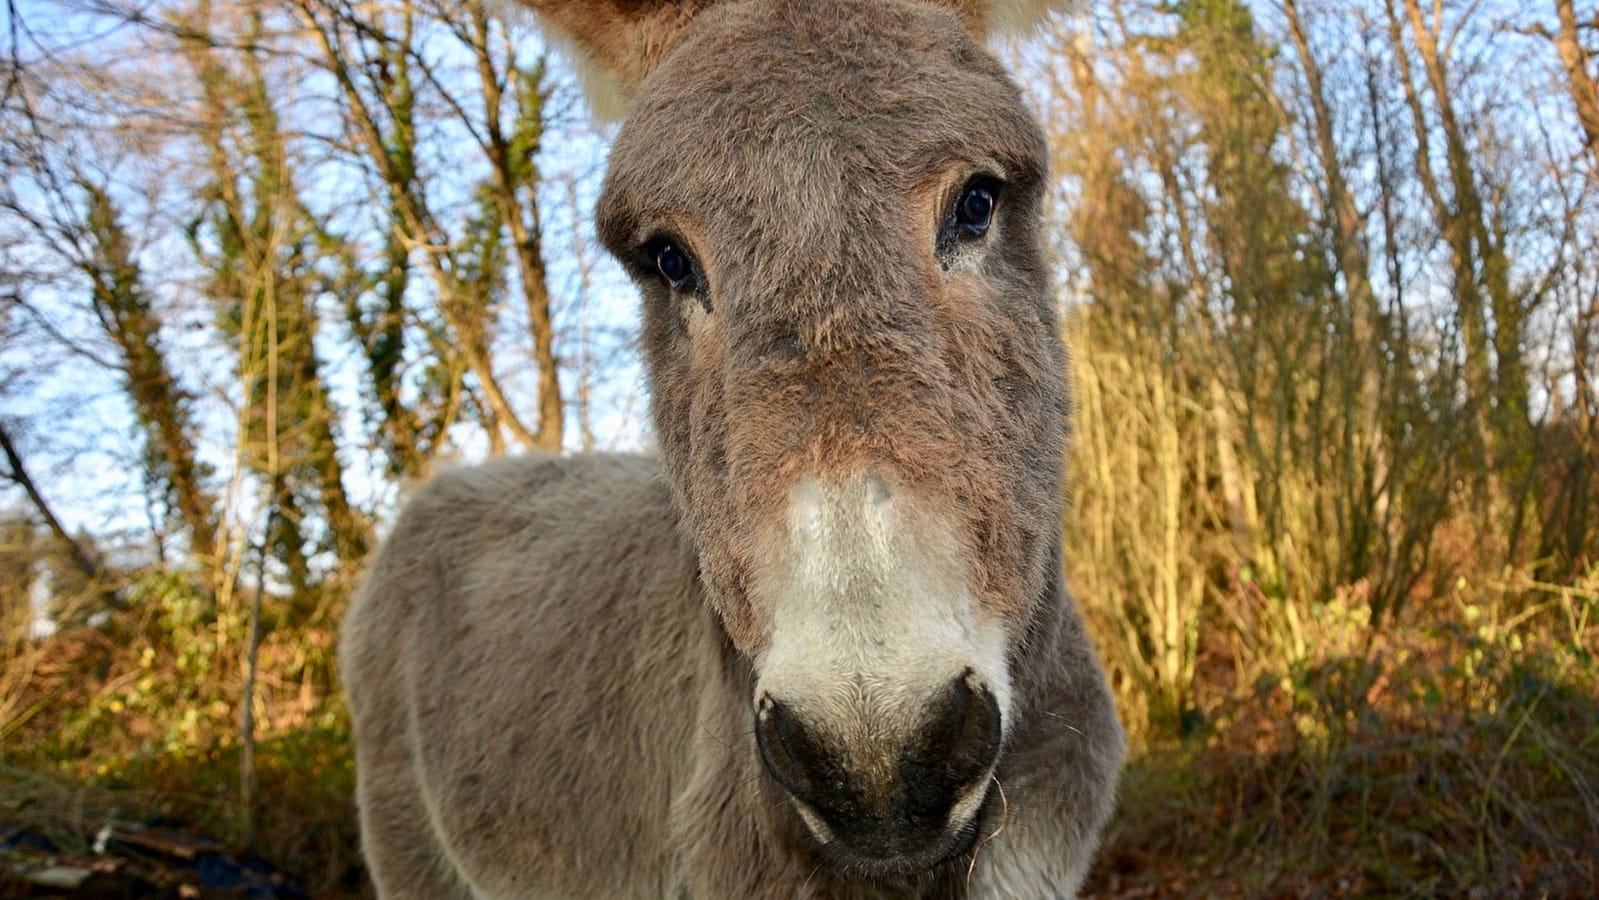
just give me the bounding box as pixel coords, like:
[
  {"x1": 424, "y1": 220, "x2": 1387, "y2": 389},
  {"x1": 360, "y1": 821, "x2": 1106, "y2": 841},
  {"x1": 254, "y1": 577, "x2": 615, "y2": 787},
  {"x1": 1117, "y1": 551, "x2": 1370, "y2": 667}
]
[{"x1": 2, "y1": 0, "x2": 1595, "y2": 896}]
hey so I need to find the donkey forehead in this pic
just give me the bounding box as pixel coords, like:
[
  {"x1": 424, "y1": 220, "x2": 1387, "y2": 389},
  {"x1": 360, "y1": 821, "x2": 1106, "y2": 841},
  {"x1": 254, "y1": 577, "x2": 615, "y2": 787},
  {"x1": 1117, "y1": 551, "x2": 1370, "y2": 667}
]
[{"x1": 597, "y1": 0, "x2": 1045, "y2": 247}]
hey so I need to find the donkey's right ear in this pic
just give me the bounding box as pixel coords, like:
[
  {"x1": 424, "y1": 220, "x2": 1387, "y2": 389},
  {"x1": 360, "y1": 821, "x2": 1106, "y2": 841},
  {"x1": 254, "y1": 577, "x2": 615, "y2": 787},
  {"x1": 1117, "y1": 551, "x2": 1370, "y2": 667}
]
[{"x1": 496, "y1": 0, "x2": 721, "y2": 121}]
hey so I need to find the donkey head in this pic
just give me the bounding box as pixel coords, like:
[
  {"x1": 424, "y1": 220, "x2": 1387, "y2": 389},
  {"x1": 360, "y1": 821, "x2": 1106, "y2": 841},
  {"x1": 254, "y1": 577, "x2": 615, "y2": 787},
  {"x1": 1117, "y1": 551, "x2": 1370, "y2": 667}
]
[{"x1": 517, "y1": 0, "x2": 1071, "y2": 876}]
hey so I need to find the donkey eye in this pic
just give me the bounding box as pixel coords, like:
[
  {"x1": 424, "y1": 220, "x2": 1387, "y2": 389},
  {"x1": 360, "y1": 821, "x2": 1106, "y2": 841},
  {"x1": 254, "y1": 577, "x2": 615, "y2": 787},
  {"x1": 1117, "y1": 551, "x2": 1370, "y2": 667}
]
[
  {"x1": 639, "y1": 238, "x2": 703, "y2": 294},
  {"x1": 937, "y1": 176, "x2": 1003, "y2": 263},
  {"x1": 955, "y1": 183, "x2": 996, "y2": 235},
  {"x1": 651, "y1": 240, "x2": 697, "y2": 292}
]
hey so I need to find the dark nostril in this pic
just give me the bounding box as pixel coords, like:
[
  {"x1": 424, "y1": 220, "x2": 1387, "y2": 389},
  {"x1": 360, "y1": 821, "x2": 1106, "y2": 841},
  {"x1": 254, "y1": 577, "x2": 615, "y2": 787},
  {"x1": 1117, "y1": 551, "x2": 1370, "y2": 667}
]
[
  {"x1": 904, "y1": 670, "x2": 1002, "y2": 816},
  {"x1": 756, "y1": 696, "x2": 829, "y2": 806}
]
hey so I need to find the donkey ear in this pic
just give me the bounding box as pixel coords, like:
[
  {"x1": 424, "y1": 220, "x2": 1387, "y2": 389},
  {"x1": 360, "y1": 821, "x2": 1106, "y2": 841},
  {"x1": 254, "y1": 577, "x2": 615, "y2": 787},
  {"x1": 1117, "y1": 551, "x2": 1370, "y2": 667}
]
[
  {"x1": 927, "y1": 0, "x2": 1078, "y2": 37},
  {"x1": 496, "y1": 0, "x2": 722, "y2": 121}
]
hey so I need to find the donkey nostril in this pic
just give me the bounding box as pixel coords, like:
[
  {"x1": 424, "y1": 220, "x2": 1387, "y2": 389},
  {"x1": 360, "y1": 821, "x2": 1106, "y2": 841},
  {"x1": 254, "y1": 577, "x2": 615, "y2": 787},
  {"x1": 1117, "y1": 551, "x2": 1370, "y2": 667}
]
[
  {"x1": 755, "y1": 697, "x2": 827, "y2": 806},
  {"x1": 904, "y1": 670, "x2": 1002, "y2": 816}
]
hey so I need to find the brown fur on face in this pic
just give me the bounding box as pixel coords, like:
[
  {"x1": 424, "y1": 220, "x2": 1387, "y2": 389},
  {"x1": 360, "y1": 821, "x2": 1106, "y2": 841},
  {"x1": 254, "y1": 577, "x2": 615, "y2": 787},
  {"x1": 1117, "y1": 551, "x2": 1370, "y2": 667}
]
[
  {"x1": 598, "y1": 0, "x2": 1063, "y2": 653},
  {"x1": 345, "y1": 1, "x2": 1123, "y2": 897}
]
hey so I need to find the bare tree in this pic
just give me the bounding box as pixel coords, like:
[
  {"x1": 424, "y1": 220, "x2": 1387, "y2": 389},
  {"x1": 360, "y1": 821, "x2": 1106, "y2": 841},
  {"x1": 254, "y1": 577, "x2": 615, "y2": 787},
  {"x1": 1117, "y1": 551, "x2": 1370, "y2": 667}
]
[
  {"x1": 293, "y1": 0, "x2": 565, "y2": 454},
  {"x1": 1549, "y1": 0, "x2": 1599, "y2": 176},
  {"x1": 176, "y1": 0, "x2": 368, "y2": 584}
]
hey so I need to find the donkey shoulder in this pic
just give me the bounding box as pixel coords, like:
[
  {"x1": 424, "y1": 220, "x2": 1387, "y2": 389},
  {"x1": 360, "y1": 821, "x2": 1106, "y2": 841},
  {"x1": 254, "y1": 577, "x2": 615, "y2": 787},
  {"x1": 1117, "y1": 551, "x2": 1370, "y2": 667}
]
[
  {"x1": 342, "y1": 452, "x2": 711, "y2": 898},
  {"x1": 359, "y1": 450, "x2": 702, "y2": 635}
]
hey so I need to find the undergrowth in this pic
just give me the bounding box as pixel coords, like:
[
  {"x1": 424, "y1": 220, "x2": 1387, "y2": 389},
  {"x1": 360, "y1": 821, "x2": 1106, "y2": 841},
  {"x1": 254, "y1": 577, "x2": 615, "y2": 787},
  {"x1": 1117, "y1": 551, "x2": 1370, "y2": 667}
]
[
  {"x1": 1, "y1": 571, "x2": 361, "y2": 896},
  {"x1": 3, "y1": 567, "x2": 1595, "y2": 898},
  {"x1": 1084, "y1": 579, "x2": 1599, "y2": 899}
]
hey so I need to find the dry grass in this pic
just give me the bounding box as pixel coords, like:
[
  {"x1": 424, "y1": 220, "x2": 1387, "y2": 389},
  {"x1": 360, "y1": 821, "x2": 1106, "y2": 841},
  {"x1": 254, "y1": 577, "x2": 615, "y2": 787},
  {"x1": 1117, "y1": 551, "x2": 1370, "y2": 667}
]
[
  {"x1": 1081, "y1": 576, "x2": 1598, "y2": 899},
  {"x1": 5, "y1": 574, "x2": 1592, "y2": 898},
  {"x1": 1062, "y1": 300, "x2": 1598, "y2": 896}
]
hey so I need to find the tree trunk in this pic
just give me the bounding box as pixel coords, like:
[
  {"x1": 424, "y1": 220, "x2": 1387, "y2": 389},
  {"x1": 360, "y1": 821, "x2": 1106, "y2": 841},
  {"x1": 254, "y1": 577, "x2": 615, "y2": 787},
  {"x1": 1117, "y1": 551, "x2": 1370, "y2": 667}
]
[
  {"x1": 79, "y1": 182, "x2": 220, "y2": 565},
  {"x1": 0, "y1": 422, "x2": 106, "y2": 591},
  {"x1": 1553, "y1": 0, "x2": 1599, "y2": 176}
]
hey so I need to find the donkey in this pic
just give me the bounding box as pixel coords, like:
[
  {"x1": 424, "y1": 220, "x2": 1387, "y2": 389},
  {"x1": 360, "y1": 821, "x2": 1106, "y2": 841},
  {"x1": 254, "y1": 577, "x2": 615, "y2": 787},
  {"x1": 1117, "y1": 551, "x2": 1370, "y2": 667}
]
[{"x1": 340, "y1": 0, "x2": 1124, "y2": 896}]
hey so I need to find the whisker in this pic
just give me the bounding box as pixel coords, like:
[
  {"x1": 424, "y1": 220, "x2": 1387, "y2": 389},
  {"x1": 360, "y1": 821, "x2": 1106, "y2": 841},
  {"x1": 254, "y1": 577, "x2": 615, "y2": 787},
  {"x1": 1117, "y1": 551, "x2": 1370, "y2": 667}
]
[
  {"x1": 695, "y1": 723, "x2": 761, "y2": 757},
  {"x1": 1037, "y1": 711, "x2": 1087, "y2": 736},
  {"x1": 965, "y1": 776, "x2": 1009, "y2": 892},
  {"x1": 800, "y1": 858, "x2": 826, "y2": 893}
]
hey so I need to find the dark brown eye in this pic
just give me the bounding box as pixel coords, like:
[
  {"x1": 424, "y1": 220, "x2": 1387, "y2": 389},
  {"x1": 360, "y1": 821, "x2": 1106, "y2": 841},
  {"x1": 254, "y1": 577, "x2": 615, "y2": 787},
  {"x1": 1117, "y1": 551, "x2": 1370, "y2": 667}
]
[
  {"x1": 937, "y1": 176, "x2": 1003, "y2": 263},
  {"x1": 654, "y1": 241, "x2": 695, "y2": 291},
  {"x1": 956, "y1": 183, "x2": 995, "y2": 235}
]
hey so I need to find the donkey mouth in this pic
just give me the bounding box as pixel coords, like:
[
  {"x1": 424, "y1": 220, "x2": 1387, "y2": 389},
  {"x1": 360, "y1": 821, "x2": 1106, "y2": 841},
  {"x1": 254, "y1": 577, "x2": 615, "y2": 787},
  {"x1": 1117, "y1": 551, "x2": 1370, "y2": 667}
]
[{"x1": 812, "y1": 799, "x2": 989, "y2": 879}]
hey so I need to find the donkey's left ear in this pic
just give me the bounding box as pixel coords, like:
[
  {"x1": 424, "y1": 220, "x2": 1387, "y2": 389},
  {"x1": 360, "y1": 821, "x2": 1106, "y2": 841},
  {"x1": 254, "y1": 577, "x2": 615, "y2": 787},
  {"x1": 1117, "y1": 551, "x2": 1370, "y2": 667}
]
[
  {"x1": 926, "y1": 0, "x2": 1078, "y2": 37},
  {"x1": 493, "y1": 0, "x2": 725, "y2": 121}
]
